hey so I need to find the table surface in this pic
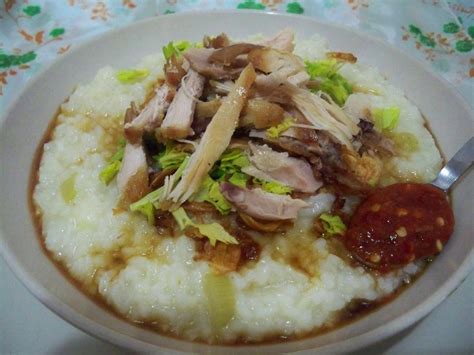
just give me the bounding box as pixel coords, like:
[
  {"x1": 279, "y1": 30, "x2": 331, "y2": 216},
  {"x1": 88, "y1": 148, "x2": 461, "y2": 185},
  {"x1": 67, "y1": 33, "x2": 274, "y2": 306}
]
[{"x1": 1, "y1": 256, "x2": 473, "y2": 354}]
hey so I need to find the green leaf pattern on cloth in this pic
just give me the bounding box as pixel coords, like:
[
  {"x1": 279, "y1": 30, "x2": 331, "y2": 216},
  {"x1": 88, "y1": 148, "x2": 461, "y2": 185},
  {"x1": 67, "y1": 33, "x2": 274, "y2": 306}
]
[
  {"x1": 0, "y1": 0, "x2": 472, "y2": 110},
  {"x1": 0, "y1": 52, "x2": 37, "y2": 69},
  {"x1": 22, "y1": 5, "x2": 41, "y2": 17},
  {"x1": 443, "y1": 22, "x2": 460, "y2": 34},
  {"x1": 49, "y1": 28, "x2": 65, "y2": 38},
  {"x1": 287, "y1": 2, "x2": 304, "y2": 14},
  {"x1": 237, "y1": 0, "x2": 265, "y2": 10}
]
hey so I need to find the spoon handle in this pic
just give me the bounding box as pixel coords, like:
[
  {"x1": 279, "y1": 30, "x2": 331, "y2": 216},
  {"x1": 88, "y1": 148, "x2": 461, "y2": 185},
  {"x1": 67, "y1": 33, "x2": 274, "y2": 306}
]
[{"x1": 431, "y1": 137, "x2": 474, "y2": 192}]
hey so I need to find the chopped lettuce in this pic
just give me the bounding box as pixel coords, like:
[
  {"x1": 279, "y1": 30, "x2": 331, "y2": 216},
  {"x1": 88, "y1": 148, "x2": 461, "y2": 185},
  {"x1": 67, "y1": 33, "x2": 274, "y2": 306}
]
[
  {"x1": 320, "y1": 77, "x2": 353, "y2": 107},
  {"x1": 130, "y1": 156, "x2": 190, "y2": 224},
  {"x1": 220, "y1": 149, "x2": 250, "y2": 170},
  {"x1": 162, "y1": 40, "x2": 193, "y2": 61},
  {"x1": 372, "y1": 107, "x2": 400, "y2": 132},
  {"x1": 116, "y1": 69, "x2": 149, "y2": 84},
  {"x1": 193, "y1": 175, "x2": 232, "y2": 214},
  {"x1": 213, "y1": 150, "x2": 292, "y2": 195},
  {"x1": 129, "y1": 187, "x2": 164, "y2": 225},
  {"x1": 110, "y1": 148, "x2": 124, "y2": 162},
  {"x1": 171, "y1": 207, "x2": 238, "y2": 246},
  {"x1": 305, "y1": 59, "x2": 341, "y2": 78},
  {"x1": 130, "y1": 200, "x2": 155, "y2": 225},
  {"x1": 253, "y1": 178, "x2": 293, "y2": 195},
  {"x1": 173, "y1": 155, "x2": 190, "y2": 182},
  {"x1": 99, "y1": 160, "x2": 121, "y2": 185},
  {"x1": 196, "y1": 223, "x2": 238, "y2": 247},
  {"x1": 194, "y1": 150, "x2": 252, "y2": 214},
  {"x1": 210, "y1": 149, "x2": 250, "y2": 181},
  {"x1": 228, "y1": 172, "x2": 249, "y2": 188},
  {"x1": 171, "y1": 206, "x2": 194, "y2": 230},
  {"x1": 60, "y1": 174, "x2": 77, "y2": 204},
  {"x1": 203, "y1": 273, "x2": 236, "y2": 332},
  {"x1": 266, "y1": 117, "x2": 294, "y2": 138},
  {"x1": 319, "y1": 213, "x2": 347, "y2": 236},
  {"x1": 154, "y1": 144, "x2": 190, "y2": 170},
  {"x1": 305, "y1": 59, "x2": 352, "y2": 106},
  {"x1": 99, "y1": 139, "x2": 126, "y2": 185}
]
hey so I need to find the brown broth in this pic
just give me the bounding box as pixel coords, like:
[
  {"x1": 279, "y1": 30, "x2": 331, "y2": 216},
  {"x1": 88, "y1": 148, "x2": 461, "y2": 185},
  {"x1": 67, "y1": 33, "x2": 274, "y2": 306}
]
[{"x1": 28, "y1": 108, "x2": 434, "y2": 346}]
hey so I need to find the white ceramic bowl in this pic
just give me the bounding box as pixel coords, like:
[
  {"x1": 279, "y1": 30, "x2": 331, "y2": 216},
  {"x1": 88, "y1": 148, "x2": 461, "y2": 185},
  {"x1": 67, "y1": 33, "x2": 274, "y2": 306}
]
[{"x1": 0, "y1": 11, "x2": 472, "y2": 353}]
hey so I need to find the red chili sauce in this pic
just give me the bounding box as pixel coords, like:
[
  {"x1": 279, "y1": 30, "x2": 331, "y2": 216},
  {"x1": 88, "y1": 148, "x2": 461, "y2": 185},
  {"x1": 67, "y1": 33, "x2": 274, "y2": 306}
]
[{"x1": 344, "y1": 183, "x2": 454, "y2": 272}]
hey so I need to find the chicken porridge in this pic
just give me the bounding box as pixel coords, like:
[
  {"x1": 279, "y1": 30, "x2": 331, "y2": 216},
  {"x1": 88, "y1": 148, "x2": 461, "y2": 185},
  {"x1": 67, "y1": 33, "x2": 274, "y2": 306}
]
[{"x1": 31, "y1": 29, "x2": 452, "y2": 344}]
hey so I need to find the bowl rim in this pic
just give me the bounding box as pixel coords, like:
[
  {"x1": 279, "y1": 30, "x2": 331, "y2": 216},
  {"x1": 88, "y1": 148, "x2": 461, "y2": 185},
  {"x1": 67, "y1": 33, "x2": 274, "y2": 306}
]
[{"x1": 0, "y1": 9, "x2": 473, "y2": 353}]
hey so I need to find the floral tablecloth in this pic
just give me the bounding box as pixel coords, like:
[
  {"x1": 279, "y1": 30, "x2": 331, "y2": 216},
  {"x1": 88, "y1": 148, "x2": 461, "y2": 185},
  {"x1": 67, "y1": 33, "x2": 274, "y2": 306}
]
[{"x1": 0, "y1": 0, "x2": 472, "y2": 113}]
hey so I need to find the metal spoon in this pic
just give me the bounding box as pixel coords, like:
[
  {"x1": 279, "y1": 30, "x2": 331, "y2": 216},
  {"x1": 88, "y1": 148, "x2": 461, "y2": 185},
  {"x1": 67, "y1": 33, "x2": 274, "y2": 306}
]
[{"x1": 431, "y1": 137, "x2": 474, "y2": 192}]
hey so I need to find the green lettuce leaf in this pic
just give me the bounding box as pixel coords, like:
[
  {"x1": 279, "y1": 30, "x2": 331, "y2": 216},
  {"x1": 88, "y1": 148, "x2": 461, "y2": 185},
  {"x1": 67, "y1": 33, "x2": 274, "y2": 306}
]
[
  {"x1": 193, "y1": 175, "x2": 232, "y2": 214},
  {"x1": 210, "y1": 149, "x2": 250, "y2": 181},
  {"x1": 305, "y1": 59, "x2": 341, "y2": 78},
  {"x1": 320, "y1": 76, "x2": 352, "y2": 106},
  {"x1": 196, "y1": 223, "x2": 238, "y2": 247},
  {"x1": 60, "y1": 174, "x2": 77, "y2": 204},
  {"x1": 172, "y1": 155, "x2": 190, "y2": 182},
  {"x1": 372, "y1": 107, "x2": 400, "y2": 132},
  {"x1": 129, "y1": 156, "x2": 190, "y2": 224},
  {"x1": 305, "y1": 59, "x2": 352, "y2": 106},
  {"x1": 171, "y1": 206, "x2": 194, "y2": 230},
  {"x1": 228, "y1": 172, "x2": 249, "y2": 188},
  {"x1": 110, "y1": 146, "x2": 125, "y2": 162},
  {"x1": 319, "y1": 213, "x2": 347, "y2": 236},
  {"x1": 99, "y1": 160, "x2": 122, "y2": 185},
  {"x1": 220, "y1": 149, "x2": 250, "y2": 169},
  {"x1": 162, "y1": 40, "x2": 193, "y2": 61},
  {"x1": 266, "y1": 117, "x2": 294, "y2": 138},
  {"x1": 171, "y1": 207, "x2": 238, "y2": 246},
  {"x1": 129, "y1": 187, "x2": 164, "y2": 225},
  {"x1": 154, "y1": 144, "x2": 190, "y2": 170},
  {"x1": 116, "y1": 69, "x2": 149, "y2": 84},
  {"x1": 99, "y1": 139, "x2": 126, "y2": 185},
  {"x1": 253, "y1": 178, "x2": 293, "y2": 195},
  {"x1": 193, "y1": 149, "x2": 252, "y2": 214},
  {"x1": 203, "y1": 273, "x2": 236, "y2": 332}
]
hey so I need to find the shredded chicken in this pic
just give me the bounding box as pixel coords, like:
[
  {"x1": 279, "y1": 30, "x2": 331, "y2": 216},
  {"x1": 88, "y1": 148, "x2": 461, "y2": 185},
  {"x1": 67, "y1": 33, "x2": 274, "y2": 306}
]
[
  {"x1": 124, "y1": 101, "x2": 139, "y2": 125},
  {"x1": 183, "y1": 48, "x2": 242, "y2": 80},
  {"x1": 266, "y1": 83, "x2": 359, "y2": 148},
  {"x1": 240, "y1": 99, "x2": 285, "y2": 129},
  {"x1": 160, "y1": 69, "x2": 205, "y2": 139},
  {"x1": 259, "y1": 27, "x2": 295, "y2": 52},
  {"x1": 287, "y1": 70, "x2": 310, "y2": 87},
  {"x1": 196, "y1": 98, "x2": 284, "y2": 129},
  {"x1": 209, "y1": 43, "x2": 262, "y2": 66},
  {"x1": 117, "y1": 143, "x2": 149, "y2": 203},
  {"x1": 195, "y1": 99, "x2": 222, "y2": 118},
  {"x1": 242, "y1": 143, "x2": 322, "y2": 193},
  {"x1": 203, "y1": 33, "x2": 231, "y2": 49},
  {"x1": 220, "y1": 183, "x2": 308, "y2": 220},
  {"x1": 124, "y1": 84, "x2": 174, "y2": 143},
  {"x1": 164, "y1": 55, "x2": 187, "y2": 86},
  {"x1": 249, "y1": 129, "x2": 321, "y2": 157},
  {"x1": 167, "y1": 64, "x2": 256, "y2": 205},
  {"x1": 248, "y1": 48, "x2": 304, "y2": 74}
]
